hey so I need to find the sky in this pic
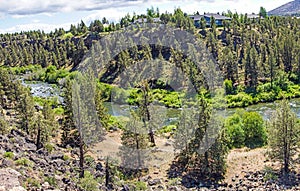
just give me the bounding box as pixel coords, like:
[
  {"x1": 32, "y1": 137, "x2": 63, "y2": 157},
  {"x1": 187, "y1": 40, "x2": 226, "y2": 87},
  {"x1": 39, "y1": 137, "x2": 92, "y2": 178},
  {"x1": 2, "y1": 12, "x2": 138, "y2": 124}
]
[{"x1": 0, "y1": 0, "x2": 292, "y2": 34}]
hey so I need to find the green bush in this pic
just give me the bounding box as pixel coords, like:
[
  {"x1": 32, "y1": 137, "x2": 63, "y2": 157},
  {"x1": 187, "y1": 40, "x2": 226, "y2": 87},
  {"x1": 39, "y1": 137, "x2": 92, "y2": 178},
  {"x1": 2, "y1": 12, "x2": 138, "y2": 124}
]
[
  {"x1": 25, "y1": 178, "x2": 41, "y2": 188},
  {"x1": 0, "y1": 118, "x2": 9, "y2": 134},
  {"x1": 44, "y1": 176, "x2": 57, "y2": 187},
  {"x1": 15, "y1": 157, "x2": 33, "y2": 167},
  {"x1": 53, "y1": 107, "x2": 64, "y2": 115},
  {"x1": 227, "y1": 92, "x2": 253, "y2": 107},
  {"x1": 134, "y1": 181, "x2": 147, "y2": 190},
  {"x1": 78, "y1": 171, "x2": 99, "y2": 191},
  {"x1": 224, "y1": 79, "x2": 234, "y2": 95},
  {"x1": 158, "y1": 125, "x2": 176, "y2": 134},
  {"x1": 3, "y1": 151, "x2": 14, "y2": 159},
  {"x1": 45, "y1": 143, "x2": 55, "y2": 153},
  {"x1": 84, "y1": 155, "x2": 95, "y2": 168},
  {"x1": 63, "y1": 154, "x2": 70, "y2": 161},
  {"x1": 242, "y1": 112, "x2": 266, "y2": 148},
  {"x1": 225, "y1": 114, "x2": 245, "y2": 148},
  {"x1": 108, "y1": 116, "x2": 126, "y2": 131},
  {"x1": 263, "y1": 166, "x2": 278, "y2": 181}
]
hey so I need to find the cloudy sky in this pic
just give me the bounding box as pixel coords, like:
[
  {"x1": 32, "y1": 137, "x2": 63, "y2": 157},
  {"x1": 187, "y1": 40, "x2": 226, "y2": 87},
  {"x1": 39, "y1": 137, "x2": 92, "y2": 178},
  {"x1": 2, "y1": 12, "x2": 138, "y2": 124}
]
[{"x1": 0, "y1": 0, "x2": 291, "y2": 33}]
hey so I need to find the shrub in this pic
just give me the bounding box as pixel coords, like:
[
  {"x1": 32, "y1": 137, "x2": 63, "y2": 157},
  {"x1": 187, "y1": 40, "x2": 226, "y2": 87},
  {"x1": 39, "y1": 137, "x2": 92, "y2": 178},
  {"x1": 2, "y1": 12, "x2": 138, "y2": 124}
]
[
  {"x1": 0, "y1": 118, "x2": 9, "y2": 134},
  {"x1": 3, "y1": 151, "x2": 14, "y2": 159},
  {"x1": 242, "y1": 112, "x2": 266, "y2": 148},
  {"x1": 225, "y1": 114, "x2": 245, "y2": 148},
  {"x1": 25, "y1": 177, "x2": 41, "y2": 188},
  {"x1": 78, "y1": 171, "x2": 99, "y2": 191},
  {"x1": 45, "y1": 143, "x2": 55, "y2": 153},
  {"x1": 84, "y1": 155, "x2": 95, "y2": 168},
  {"x1": 263, "y1": 166, "x2": 278, "y2": 181},
  {"x1": 15, "y1": 157, "x2": 33, "y2": 167},
  {"x1": 63, "y1": 154, "x2": 70, "y2": 161},
  {"x1": 134, "y1": 181, "x2": 147, "y2": 190},
  {"x1": 158, "y1": 125, "x2": 176, "y2": 134},
  {"x1": 53, "y1": 107, "x2": 64, "y2": 115},
  {"x1": 224, "y1": 79, "x2": 234, "y2": 95},
  {"x1": 44, "y1": 176, "x2": 57, "y2": 187},
  {"x1": 227, "y1": 92, "x2": 253, "y2": 107}
]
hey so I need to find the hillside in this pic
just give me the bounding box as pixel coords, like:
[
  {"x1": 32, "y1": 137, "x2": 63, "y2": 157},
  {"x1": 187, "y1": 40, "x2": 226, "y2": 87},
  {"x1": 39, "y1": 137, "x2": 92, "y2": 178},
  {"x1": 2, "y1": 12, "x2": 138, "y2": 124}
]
[{"x1": 268, "y1": 0, "x2": 300, "y2": 16}]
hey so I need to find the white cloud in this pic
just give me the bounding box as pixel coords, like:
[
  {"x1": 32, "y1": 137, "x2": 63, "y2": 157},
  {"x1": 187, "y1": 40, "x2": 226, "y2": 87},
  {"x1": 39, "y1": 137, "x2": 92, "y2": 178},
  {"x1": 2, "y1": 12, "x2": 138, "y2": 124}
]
[
  {"x1": 0, "y1": 22, "x2": 72, "y2": 33},
  {"x1": 0, "y1": 0, "x2": 292, "y2": 18},
  {"x1": 0, "y1": 0, "x2": 145, "y2": 16}
]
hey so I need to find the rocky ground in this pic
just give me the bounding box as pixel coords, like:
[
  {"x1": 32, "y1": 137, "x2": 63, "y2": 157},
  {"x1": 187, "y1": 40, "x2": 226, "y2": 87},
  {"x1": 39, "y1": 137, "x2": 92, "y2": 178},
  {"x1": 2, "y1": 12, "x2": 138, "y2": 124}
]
[{"x1": 1, "y1": 129, "x2": 300, "y2": 191}]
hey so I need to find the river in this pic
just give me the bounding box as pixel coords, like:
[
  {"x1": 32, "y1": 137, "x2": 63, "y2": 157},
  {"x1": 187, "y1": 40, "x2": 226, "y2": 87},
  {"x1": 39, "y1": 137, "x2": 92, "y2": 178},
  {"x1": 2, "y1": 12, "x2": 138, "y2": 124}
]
[{"x1": 22, "y1": 80, "x2": 300, "y2": 121}]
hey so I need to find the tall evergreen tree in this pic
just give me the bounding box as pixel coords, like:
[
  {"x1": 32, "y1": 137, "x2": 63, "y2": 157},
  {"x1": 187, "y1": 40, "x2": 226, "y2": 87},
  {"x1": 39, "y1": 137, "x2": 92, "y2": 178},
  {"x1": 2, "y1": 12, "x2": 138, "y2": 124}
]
[{"x1": 267, "y1": 99, "x2": 300, "y2": 174}]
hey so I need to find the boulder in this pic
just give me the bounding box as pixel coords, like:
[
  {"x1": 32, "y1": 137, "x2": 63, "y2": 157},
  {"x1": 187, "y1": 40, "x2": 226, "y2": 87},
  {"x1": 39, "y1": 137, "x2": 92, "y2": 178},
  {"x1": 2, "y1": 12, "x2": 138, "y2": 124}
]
[
  {"x1": 0, "y1": 168, "x2": 25, "y2": 191},
  {"x1": 148, "y1": 178, "x2": 161, "y2": 186}
]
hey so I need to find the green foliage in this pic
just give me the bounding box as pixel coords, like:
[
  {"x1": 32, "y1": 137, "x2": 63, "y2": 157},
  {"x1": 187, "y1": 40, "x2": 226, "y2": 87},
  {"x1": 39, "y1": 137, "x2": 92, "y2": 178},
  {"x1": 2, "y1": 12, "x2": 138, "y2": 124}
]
[
  {"x1": 225, "y1": 110, "x2": 266, "y2": 149},
  {"x1": 134, "y1": 181, "x2": 147, "y2": 190},
  {"x1": 259, "y1": 7, "x2": 267, "y2": 18},
  {"x1": 108, "y1": 116, "x2": 126, "y2": 131},
  {"x1": 63, "y1": 154, "x2": 71, "y2": 161},
  {"x1": 267, "y1": 99, "x2": 300, "y2": 173},
  {"x1": 242, "y1": 112, "x2": 266, "y2": 148},
  {"x1": 84, "y1": 155, "x2": 95, "y2": 168},
  {"x1": 44, "y1": 143, "x2": 55, "y2": 153},
  {"x1": 3, "y1": 151, "x2": 14, "y2": 159},
  {"x1": 158, "y1": 125, "x2": 176, "y2": 134},
  {"x1": 0, "y1": 117, "x2": 8, "y2": 134},
  {"x1": 25, "y1": 177, "x2": 41, "y2": 188},
  {"x1": 263, "y1": 166, "x2": 278, "y2": 181},
  {"x1": 225, "y1": 113, "x2": 245, "y2": 148},
  {"x1": 53, "y1": 106, "x2": 64, "y2": 115},
  {"x1": 15, "y1": 157, "x2": 33, "y2": 167},
  {"x1": 63, "y1": 32, "x2": 74, "y2": 39},
  {"x1": 227, "y1": 92, "x2": 253, "y2": 107},
  {"x1": 78, "y1": 171, "x2": 99, "y2": 191},
  {"x1": 44, "y1": 176, "x2": 57, "y2": 187},
  {"x1": 224, "y1": 79, "x2": 234, "y2": 95}
]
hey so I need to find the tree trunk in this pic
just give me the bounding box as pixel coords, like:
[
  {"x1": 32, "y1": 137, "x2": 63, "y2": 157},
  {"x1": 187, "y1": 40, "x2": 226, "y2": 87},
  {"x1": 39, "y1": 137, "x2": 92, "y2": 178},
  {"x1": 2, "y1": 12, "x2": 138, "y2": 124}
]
[
  {"x1": 105, "y1": 157, "x2": 109, "y2": 187},
  {"x1": 36, "y1": 126, "x2": 41, "y2": 150},
  {"x1": 79, "y1": 142, "x2": 84, "y2": 178},
  {"x1": 148, "y1": 130, "x2": 155, "y2": 146}
]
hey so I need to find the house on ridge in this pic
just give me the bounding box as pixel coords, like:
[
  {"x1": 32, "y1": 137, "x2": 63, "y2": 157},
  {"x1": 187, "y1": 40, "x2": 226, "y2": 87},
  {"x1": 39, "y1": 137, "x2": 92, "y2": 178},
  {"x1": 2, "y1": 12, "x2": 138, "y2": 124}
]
[{"x1": 189, "y1": 13, "x2": 232, "y2": 27}]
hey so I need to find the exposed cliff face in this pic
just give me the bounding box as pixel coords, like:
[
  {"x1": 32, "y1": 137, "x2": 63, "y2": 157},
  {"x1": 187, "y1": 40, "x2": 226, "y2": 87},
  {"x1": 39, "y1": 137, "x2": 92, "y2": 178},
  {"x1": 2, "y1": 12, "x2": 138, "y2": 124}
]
[{"x1": 268, "y1": 0, "x2": 300, "y2": 16}]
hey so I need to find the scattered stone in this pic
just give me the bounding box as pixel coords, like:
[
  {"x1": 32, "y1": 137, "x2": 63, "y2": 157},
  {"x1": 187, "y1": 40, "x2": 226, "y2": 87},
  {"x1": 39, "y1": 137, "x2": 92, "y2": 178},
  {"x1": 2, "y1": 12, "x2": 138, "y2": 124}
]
[{"x1": 148, "y1": 178, "x2": 161, "y2": 186}]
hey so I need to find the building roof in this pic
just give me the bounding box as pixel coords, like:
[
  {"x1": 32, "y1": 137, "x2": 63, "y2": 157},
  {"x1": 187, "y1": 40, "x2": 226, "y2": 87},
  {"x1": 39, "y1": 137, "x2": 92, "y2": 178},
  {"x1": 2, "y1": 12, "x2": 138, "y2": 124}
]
[
  {"x1": 204, "y1": 13, "x2": 232, "y2": 20},
  {"x1": 189, "y1": 15, "x2": 204, "y2": 21},
  {"x1": 247, "y1": 14, "x2": 262, "y2": 19},
  {"x1": 134, "y1": 17, "x2": 161, "y2": 23}
]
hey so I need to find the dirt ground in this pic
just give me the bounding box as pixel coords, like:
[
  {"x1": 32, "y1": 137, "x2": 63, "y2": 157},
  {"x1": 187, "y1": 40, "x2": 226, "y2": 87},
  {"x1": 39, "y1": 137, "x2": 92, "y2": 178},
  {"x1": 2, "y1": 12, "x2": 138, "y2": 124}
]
[{"x1": 91, "y1": 131, "x2": 275, "y2": 182}]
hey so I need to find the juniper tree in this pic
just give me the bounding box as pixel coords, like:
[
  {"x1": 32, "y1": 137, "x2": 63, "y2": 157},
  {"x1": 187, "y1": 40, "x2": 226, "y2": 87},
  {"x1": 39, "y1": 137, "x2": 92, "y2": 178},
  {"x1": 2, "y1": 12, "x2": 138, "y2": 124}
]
[
  {"x1": 137, "y1": 80, "x2": 156, "y2": 146},
  {"x1": 71, "y1": 71, "x2": 105, "y2": 178},
  {"x1": 267, "y1": 99, "x2": 300, "y2": 174},
  {"x1": 16, "y1": 85, "x2": 35, "y2": 134},
  {"x1": 173, "y1": 106, "x2": 198, "y2": 160},
  {"x1": 119, "y1": 111, "x2": 149, "y2": 172},
  {"x1": 31, "y1": 112, "x2": 48, "y2": 150},
  {"x1": 172, "y1": 95, "x2": 228, "y2": 182}
]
